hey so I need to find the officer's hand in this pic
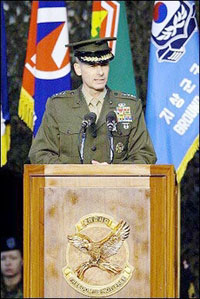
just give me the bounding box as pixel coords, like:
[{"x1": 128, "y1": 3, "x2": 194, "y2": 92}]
[{"x1": 92, "y1": 160, "x2": 108, "y2": 165}]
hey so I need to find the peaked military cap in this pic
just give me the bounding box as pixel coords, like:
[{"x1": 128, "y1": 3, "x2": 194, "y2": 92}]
[{"x1": 65, "y1": 37, "x2": 117, "y2": 65}]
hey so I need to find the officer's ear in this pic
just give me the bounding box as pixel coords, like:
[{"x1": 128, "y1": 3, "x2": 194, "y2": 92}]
[{"x1": 74, "y1": 62, "x2": 82, "y2": 76}]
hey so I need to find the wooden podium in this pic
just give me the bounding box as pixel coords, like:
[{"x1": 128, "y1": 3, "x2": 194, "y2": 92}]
[{"x1": 23, "y1": 164, "x2": 179, "y2": 298}]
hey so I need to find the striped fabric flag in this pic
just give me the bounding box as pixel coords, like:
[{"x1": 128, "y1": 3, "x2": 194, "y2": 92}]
[
  {"x1": 91, "y1": 1, "x2": 136, "y2": 95},
  {"x1": 145, "y1": 1, "x2": 199, "y2": 183},
  {"x1": 1, "y1": 1, "x2": 11, "y2": 167},
  {"x1": 18, "y1": 1, "x2": 71, "y2": 136}
]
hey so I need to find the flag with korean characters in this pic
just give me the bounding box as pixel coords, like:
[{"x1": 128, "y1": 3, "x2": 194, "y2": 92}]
[{"x1": 145, "y1": 0, "x2": 199, "y2": 183}]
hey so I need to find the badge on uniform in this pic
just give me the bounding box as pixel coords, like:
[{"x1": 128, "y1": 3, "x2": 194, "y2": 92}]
[
  {"x1": 115, "y1": 142, "x2": 124, "y2": 154},
  {"x1": 115, "y1": 103, "x2": 133, "y2": 129}
]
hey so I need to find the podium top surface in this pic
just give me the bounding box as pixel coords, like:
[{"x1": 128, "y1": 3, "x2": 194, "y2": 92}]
[{"x1": 24, "y1": 164, "x2": 175, "y2": 177}]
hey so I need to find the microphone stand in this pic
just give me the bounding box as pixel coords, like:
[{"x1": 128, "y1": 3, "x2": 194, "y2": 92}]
[
  {"x1": 107, "y1": 130, "x2": 114, "y2": 164},
  {"x1": 78, "y1": 112, "x2": 97, "y2": 164},
  {"x1": 79, "y1": 127, "x2": 86, "y2": 164},
  {"x1": 106, "y1": 111, "x2": 117, "y2": 164}
]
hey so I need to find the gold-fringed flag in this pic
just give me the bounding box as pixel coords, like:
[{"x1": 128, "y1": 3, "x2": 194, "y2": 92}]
[
  {"x1": 145, "y1": 1, "x2": 199, "y2": 183},
  {"x1": 18, "y1": 1, "x2": 71, "y2": 136}
]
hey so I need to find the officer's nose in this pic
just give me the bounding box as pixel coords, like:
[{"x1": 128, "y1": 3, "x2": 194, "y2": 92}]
[{"x1": 97, "y1": 65, "x2": 104, "y2": 76}]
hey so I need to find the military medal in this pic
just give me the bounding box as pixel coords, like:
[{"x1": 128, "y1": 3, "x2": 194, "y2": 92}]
[{"x1": 115, "y1": 103, "x2": 133, "y2": 129}]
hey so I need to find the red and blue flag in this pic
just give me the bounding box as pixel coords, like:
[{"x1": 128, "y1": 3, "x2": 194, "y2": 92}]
[{"x1": 18, "y1": 1, "x2": 71, "y2": 136}]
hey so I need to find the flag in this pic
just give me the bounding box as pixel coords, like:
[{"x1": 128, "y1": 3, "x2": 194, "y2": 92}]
[
  {"x1": 91, "y1": 1, "x2": 136, "y2": 95},
  {"x1": 1, "y1": 1, "x2": 11, "y2": 167},
  {"x1": 145, "y1": 1, "x2": 199, "y2": 183},
  {"x1": 18, "y1": 1, "x2": 71, "y2": 136}
]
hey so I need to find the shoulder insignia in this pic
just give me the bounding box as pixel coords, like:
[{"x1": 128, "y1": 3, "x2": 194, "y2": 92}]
[
  {"x1": 50, "y1": 90, "x2": 76, "y2": 99},
  {"x1": 121, "y1": 92, "x2": 137, "y2": 100},
  {"x1": 111, "y1": 90, "x2": 137, "y2": 100}
]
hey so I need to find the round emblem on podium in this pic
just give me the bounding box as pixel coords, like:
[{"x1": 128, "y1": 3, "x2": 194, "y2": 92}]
[{"x1": 62, "y1": 213, "x2": 134, "y2": 297}]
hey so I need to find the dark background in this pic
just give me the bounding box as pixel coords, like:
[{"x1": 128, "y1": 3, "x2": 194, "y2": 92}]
[{"x1": 1, "y1": 1, "x2": 199, "y2": 296}]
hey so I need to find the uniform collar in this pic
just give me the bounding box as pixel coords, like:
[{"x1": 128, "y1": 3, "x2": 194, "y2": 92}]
[
  {"x1": 71, "y1": 86, "x2": 117, "y2": 128},
  {"x1": 81, "y1": 86, "x2": 107, "y2": 107},
  {"x1": 94, "y1": 87, "x2": 116, "y2": 129}
]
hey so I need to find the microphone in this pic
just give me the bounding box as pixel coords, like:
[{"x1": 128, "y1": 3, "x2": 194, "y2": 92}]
[
  {"x1": 106, "y1": 111, "x2": 117, "y2": 132},
  {"x1": 106, "y1": 111, "x2": 118, "y2": 164},
  {"x1": 78, "y1": 112, "x2": 97, "y2": 164},
  {"x1": 81, "y1": 112, "x2": 97, "y2": 131}
]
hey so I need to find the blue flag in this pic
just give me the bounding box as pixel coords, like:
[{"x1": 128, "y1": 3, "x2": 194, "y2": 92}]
[
  {"x1": 18, "y1": 1, "x2": 71, "y2": 136},
  {"x1": 1, "y1": 1, "x2": 11, "y2": 166},
  {"x1": 145, "y1": 1, "x2": 199, "y2": 183}
]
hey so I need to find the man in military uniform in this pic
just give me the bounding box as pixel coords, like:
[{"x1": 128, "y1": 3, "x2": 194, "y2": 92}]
[
  {"x1": 29, "y1": 37, "x2": 157, "y2": 164},
  {"x1": 1, "y1": 236, "x2": 23, "y2": 298}
]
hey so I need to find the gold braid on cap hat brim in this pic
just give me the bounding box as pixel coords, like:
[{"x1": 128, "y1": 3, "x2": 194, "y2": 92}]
[{"x1": 75, "y1": 50, "x2": 114, "y2": 65}]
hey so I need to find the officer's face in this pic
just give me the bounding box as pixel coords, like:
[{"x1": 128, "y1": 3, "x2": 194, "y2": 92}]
[
  {"x1": 1, "y1": 250, "x2": 23, "y2": 277},
  {"x1": 74, "y1": 60, "x2": 109, "y2": 92}
]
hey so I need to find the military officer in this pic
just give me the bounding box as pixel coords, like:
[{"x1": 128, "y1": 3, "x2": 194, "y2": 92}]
[
  {"x1": 1, "y1": 236, "x2": 23, "y2": 298},
  {"x1": 29, "y1": 37, "x2": 157, "y2": 165}
]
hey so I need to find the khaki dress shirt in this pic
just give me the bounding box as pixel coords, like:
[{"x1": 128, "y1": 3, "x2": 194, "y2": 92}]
[{"x1": 82, "y1": 86, "x2": 107, "y2": 120}]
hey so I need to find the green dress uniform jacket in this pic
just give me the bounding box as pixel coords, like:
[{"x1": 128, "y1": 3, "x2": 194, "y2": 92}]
[
  {"x1": 1, "y1": 280, "x2": 23, "y2": 298},
  {"x1": 29, "y1": 86, "x2": 157, "y2": 164}
]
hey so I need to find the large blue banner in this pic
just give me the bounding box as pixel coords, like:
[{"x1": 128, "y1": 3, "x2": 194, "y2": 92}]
[{"x1": 145, "y1": 1, "x2": 199, "y2": 183}]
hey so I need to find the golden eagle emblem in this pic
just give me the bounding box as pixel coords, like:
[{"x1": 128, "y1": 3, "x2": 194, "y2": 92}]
[{"x1": 67, "y1": 220, "x2": 130, "y2": 280}]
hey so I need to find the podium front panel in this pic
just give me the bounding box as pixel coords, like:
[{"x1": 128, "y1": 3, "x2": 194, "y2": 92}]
[{"x1": 24, "y1": 165, "x2": 178, "y2": 298}]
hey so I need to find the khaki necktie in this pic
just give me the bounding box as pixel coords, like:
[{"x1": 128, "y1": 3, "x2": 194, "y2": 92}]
[{"x1": 89, "y1": 98, "x2": 102, "y2": 119}]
